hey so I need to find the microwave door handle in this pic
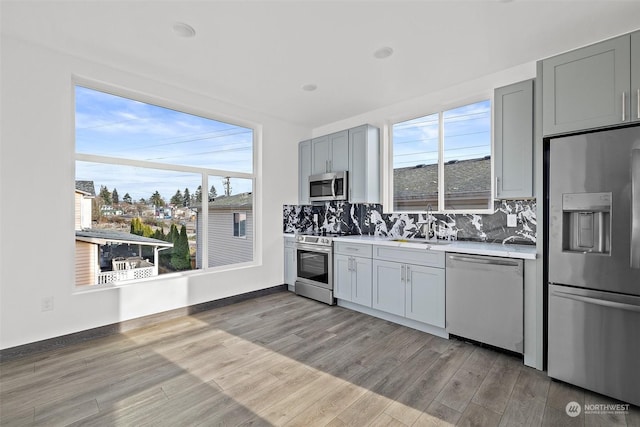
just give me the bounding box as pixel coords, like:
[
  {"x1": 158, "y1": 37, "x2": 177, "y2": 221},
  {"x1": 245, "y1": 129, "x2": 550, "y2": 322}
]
[
  {"x1": 331, "y1": 177, "x2": 336, "y2": 198},
  {"x1": 632, "y1": 149, "x2": 640, "y2": 269}
]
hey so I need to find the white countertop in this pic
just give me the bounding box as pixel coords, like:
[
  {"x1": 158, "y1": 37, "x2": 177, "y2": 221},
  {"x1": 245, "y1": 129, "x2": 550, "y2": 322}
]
[{"x1": 286, "y1": 234, "x2": 537, "y2": 260}]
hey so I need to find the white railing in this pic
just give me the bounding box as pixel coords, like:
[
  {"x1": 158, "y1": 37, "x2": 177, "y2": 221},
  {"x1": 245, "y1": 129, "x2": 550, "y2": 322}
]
[{"x1": 97, "y1": 266, "x2": 155, "y2": 285}]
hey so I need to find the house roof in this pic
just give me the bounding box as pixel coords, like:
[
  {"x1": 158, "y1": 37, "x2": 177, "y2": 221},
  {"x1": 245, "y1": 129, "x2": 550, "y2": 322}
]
[
  {"x1": 75, "y1": 180, "x2": 96, "y2": 197},
  {"x1": 394, "y1": 157, "x2": 490, "y2": 200},
  {"x1": 75, "y1": 229, "x2": 173, "y2": 247},
  {"x1": 194, "y1": 192, "x2": 253, "y2": 211}
]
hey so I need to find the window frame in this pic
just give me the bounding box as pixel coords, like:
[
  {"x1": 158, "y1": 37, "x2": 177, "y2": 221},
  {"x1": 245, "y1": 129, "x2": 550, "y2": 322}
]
[
  {"x1": 387, "y1": 95, "x2": 494, "y2": 215},
  {"x1": 233, "y1": 212, "x2": 247, "y2": 238},
  {"x1": 73, "y1": 77, "x2": 258, "y2": 287}
]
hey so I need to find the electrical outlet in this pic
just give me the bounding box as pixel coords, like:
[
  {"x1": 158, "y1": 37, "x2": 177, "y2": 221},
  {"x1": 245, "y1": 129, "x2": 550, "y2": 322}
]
[
  {"x1": 41, "y1": 296, "x2": 54, "y2": 312},
  {"x1": 507, "y1": 214, "x2": 518, "y2": 228}
]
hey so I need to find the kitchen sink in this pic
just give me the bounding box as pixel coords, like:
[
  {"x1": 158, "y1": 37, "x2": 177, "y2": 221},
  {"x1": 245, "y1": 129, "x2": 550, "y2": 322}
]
[{"x1": 391, "y1": 238, "x2": 451, "y2": 246}]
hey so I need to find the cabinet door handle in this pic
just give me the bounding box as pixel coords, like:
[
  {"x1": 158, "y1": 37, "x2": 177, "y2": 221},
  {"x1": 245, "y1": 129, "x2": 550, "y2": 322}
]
[
  {"x1": 495, "y1": 176, "x2": 499, "y2": 198},
  {"x1": 406, "y1": 266, "x2": 411, "y2": 284},
  {"x1": 623, "y1": 91, "x2": 627, "y2": 122},
  {"x1": 401, "y1": 265, "x2": 405, "y2": 282},
  {"x1": 637, "y1": 89, "x2": 640, "y2": 120}
]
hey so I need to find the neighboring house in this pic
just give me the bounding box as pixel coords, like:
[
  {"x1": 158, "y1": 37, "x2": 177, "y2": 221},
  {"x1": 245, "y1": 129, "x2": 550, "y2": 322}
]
[
  {"x1": 75, "y1": 180, "x2": 95, "y2": 230},
  {"x1": 394, "y1": 157, "x2": 491, "y2": 210},
  {"x1": 100, "y1": 205, "x2": 123, "y2": 216},
  {"x1": 195, "y1": 192, "x2": 253, "y2": 268},
  {"x1": 74, "y1": 181, "x2": 173, "y2": 286},
  {"x1": 75, "y1": 229, "x2": 172, "y2": 286}
]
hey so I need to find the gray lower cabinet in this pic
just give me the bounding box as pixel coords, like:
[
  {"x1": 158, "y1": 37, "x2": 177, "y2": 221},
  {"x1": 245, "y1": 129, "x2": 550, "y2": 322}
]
[
  {"x1": 542, "y1": 33, "x2": 635, "y2": 135},
  {"x1": 284, "y1": 236, "x2": 296, "y2": 289},
  {"x1": 298, "y1": 140, "x2": 311, "y2": 204},
  {"x1": 334, "y1": 242, "x2": 373, "y2": 306},
  {"x1": 372, "y1": 259, "x2": 405, "y2": 316},
  {"x1": 372, "y1": 246, "x2": 446, "y2": 327},
  {"x1": 494, "y1": 79, "x2": 534, "y2": 199},
  {"x1": 334, "y1": 254, "x2": 372, "y2": 307},
  {"x1": 405, "y1": 264, "x2": 445, "y2": 328}
]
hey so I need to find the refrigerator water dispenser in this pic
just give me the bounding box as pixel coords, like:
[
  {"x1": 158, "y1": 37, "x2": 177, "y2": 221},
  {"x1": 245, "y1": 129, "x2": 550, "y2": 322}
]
[{"x1": 562, "y1": 192, "x2": 611, "y2": 254}]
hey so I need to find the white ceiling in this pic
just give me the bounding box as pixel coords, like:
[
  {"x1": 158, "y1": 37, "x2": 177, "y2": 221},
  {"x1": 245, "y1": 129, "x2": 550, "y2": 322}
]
[{"x1": 3, "y1": 1, "x2": 640, "y2": 128}]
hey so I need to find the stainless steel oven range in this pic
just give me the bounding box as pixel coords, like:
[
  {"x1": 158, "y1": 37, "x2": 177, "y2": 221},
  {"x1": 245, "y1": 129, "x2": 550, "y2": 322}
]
[{"x1": 294, "y1": 234, "x2": 335, "y2": 305}]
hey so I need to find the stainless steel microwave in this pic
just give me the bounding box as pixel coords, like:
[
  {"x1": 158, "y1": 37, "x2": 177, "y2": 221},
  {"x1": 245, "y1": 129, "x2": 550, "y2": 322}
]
[{"x1": 309, "y1": 171, "x2": 348, "y2": 202}]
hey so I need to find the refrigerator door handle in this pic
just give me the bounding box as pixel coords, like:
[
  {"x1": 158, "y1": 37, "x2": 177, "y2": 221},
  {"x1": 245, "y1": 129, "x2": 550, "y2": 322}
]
[
  {"x1": 552, "y1": 289, "x2": 640, "y2": 313},
  {"x1": 632, "y1": 149, "x2": 640, "y2": 269}
]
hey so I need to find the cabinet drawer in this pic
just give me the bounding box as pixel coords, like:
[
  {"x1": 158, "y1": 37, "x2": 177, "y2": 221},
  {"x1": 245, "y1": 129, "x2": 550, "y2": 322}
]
[
  {"x1": 373, "y1": 245, "x2": 444, "y2": 268},
  {"x1": 335, "y1": 242, "x2": 372, "y2": 257}
]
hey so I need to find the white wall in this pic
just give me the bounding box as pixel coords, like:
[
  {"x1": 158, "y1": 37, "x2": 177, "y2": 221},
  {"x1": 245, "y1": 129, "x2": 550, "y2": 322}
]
[{"x1": 0, "y1": 36, "x2": 308, "y2": 350}]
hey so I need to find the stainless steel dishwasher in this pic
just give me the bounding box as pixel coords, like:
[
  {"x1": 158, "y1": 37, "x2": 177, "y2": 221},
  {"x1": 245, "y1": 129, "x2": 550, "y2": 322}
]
[{"x1": 445, "y1": 253, "x2": 524, "y2": 353}]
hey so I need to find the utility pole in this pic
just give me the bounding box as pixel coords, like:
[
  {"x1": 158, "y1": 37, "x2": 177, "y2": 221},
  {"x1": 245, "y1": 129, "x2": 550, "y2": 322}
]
[{"x1": 223, "y1": 177, "x2": 232, "y2": 196}]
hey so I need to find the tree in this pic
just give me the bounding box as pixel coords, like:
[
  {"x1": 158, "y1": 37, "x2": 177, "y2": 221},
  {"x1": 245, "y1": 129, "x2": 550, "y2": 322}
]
[
  {"x1": 99, "y1": 185, "x2": 112, "y2": 205},
  {"x1": 209, "y1": 184, "x2": 217, "y2": 201},
  {"x1": 170, "y1": 189, "x2": 183, "y2": 206},
  {"x1": 153, "y1": 225, "x2": 165, "y2": 241},
  {"x1": 130, "y1": 217, "x2": 143, "y2": 235},
  {"x1": 171, "y1": 225, "x2": 191, "y2": 270},
  {"x1": 194, "y1": 185, "x2": 202, "y2": 203},
  {"x1": 112, "y1": 188, "x2": 119, "y2": 205},
  {"x1": 139, "y1": 197, "x2": 147, "y2": 204},
  {"x1": 183, "y1": 188, "x2": 191, "y2": 207},
  {"x1": 150, "y1": 191, "x2": 164, "y2": 207},
  {"x1": 123, "y1": 193, "x2": 132, "y2": 204}
]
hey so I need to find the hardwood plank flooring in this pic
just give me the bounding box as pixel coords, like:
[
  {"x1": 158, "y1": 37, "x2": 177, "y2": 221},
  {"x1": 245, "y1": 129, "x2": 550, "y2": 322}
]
[{"x1": 1, "y1": 290, "x2": 639, "y2": 426}]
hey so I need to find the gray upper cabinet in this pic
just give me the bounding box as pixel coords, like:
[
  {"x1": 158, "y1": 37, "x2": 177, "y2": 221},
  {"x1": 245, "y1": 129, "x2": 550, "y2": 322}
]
[
  {"x1": 632, "y1": 31, "x2": 640, "y2": 122},
  {"x1": 298, "y1": 139, "x2": 311, "y2": 204},
  {"x1": 299, "y1": 124, "x2": 380, "y2": 205},
  {"x1": 494, "y1": 79, "x2": 534, "y2": 199},
  {"x1": 542, "y1": 34, "x2": 631, "y2": 136},
  {"x1": 311, "y1": 130, "x2": 349, "y2": 175},
  {"x1": 348, "y1": 125, "x2": 380, "y2": 204}
]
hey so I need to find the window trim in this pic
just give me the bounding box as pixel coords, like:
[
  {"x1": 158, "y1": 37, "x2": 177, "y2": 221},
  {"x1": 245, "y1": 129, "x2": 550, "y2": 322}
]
[
  {"x1": 72, "y1": 77, "x2": 259, "y2": 288},
  {"x1": 386, "y1": 94, "x2": 495, "y2": 215}
]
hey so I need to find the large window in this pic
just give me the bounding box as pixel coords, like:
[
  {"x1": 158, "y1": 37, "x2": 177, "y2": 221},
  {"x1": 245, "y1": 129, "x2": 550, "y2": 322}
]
[
  {"x1": 392, "y1": 100, "x2": 491, "y2": 212},
  {"x1": 75, "y1": 85, "x2": 254, "y2": 286}
]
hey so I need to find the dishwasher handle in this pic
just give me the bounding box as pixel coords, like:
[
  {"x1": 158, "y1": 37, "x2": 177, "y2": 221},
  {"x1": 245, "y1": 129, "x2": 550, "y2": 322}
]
[{"x1": 448, "y1": 254, "x2": 521, "y2": 268}]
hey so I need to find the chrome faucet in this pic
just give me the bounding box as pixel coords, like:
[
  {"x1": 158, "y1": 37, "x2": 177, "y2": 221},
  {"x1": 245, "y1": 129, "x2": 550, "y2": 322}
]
[{"x1": 425, "y1": 204, "x2": 435, "y2": 240}]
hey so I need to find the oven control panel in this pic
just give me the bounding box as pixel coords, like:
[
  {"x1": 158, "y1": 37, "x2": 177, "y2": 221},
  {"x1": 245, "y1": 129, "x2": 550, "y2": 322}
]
[{"x1": 296, "y1": 235, "x2": 333, "y2": 246}]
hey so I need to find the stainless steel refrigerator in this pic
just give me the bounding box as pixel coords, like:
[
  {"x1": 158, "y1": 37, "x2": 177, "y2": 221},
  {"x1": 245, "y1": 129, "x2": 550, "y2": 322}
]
[{"x1": 548, "y1": 125, "x2": 640, "y2": 406}]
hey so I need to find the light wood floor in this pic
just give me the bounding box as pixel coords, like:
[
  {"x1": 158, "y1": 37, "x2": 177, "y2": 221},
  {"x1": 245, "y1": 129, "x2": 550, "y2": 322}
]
[{"x1": 1, "y1": 291, "x2": 639, "y2": 426}]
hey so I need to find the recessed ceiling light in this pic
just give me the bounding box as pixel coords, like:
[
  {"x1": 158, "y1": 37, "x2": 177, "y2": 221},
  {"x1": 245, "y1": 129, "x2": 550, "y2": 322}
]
[
  {"x1": 172, "y1": 22, "x2": 196, "y2": 38},
  {"x1": 302, "y1": 84, "x2": 318, "y2": 92},
  {"x1": 373, "y1": 46, "x2": 394, "y2": 59}
]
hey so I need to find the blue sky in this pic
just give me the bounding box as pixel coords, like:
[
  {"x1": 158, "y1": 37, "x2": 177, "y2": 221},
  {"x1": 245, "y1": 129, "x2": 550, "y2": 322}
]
[
  {"x1": 392, "y1": 100, "x2": 491, "y2": 169},
  {"x1": 75, "y1": 86, "x2": 253, "y2": 202}
]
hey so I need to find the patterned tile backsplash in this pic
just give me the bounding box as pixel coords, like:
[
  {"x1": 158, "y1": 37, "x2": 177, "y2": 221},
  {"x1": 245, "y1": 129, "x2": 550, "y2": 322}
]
[{"x1": 283, "y1": 200, "x2": 536, "y2": 245}]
